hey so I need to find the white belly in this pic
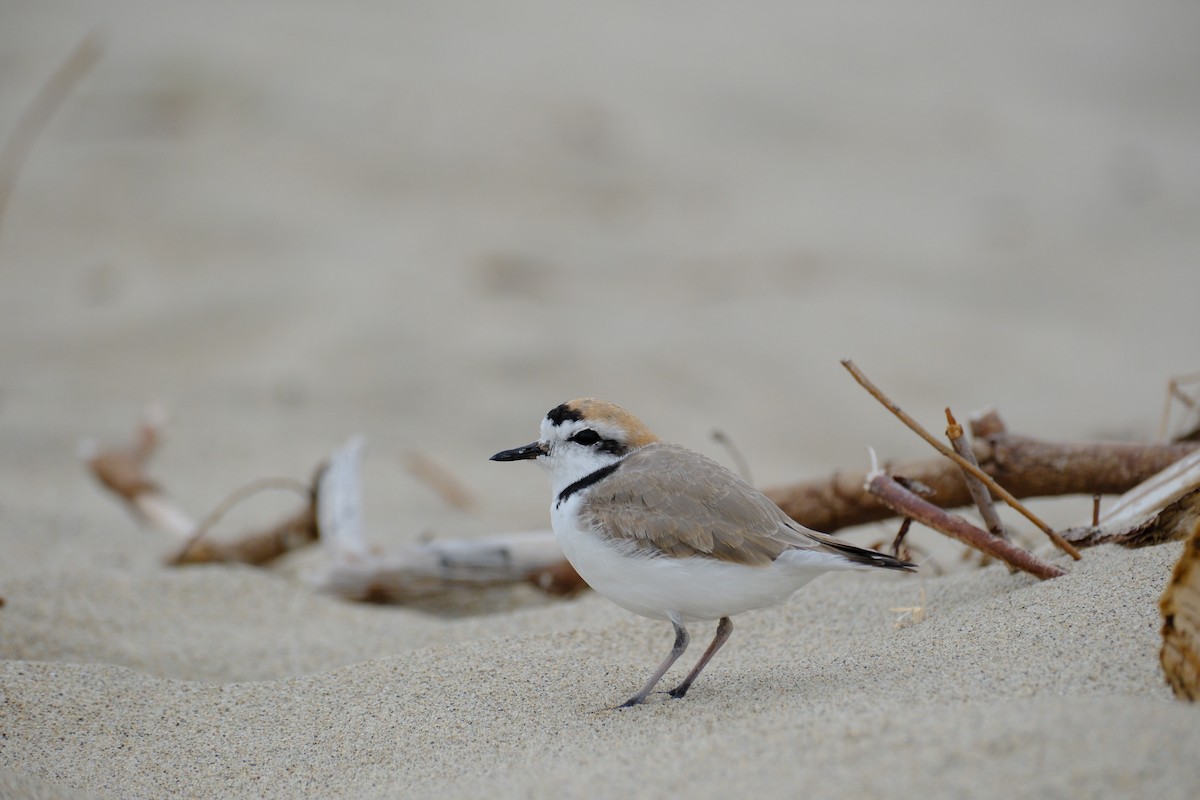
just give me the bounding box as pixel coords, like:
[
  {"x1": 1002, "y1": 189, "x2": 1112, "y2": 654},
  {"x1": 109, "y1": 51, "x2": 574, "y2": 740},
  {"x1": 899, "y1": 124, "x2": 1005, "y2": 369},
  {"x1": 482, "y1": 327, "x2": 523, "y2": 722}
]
[{"x1": 552, "y1": 497, "x2": 828, "y2": 622}]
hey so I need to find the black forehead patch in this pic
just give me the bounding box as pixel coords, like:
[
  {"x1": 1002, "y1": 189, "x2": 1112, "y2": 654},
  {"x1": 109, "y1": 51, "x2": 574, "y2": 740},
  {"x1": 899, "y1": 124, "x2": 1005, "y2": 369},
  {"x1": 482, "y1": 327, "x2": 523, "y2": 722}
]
[{"x1": 546, "y1": 403, "x2": 584, "y2": 426}]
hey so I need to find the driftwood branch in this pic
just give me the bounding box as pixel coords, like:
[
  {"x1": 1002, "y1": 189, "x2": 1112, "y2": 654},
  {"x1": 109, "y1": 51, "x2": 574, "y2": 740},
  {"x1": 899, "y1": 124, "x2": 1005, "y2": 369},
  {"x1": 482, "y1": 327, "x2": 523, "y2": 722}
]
[
  {"x1": 313, "y1": 437, "x2": 584, "y2": 603},
  {"x1": 84, "y1": 416, "x2": 585, "y2": 601},
  {"x1": 764, "y1": 431, "x2": 1198, "y2": 534},
  {"x1": 85, "y1": 376, "x2": 1200, "y2": 607},
  {"x1": 83, "y1": 412, "x2": 323, "y2": 567},
  {"x1": 1062, "y1": 450, "x2": 1200, "y2": 549},
  {"x1": 865, "y1": 469, "x2": 1066, "y2": 580},
  {"x1": 316, "y1": 531, "x2": 586, "y2": 604},
  {"x1": 1161, "y1": 520, "x2": 1200, "y2": 701},
  {"x1": 1064, "y1": 490, "x2": 1200, "y2": 550},
  {"x1": 840, "y1": 360, "x2": 1081, "y2": 559}
]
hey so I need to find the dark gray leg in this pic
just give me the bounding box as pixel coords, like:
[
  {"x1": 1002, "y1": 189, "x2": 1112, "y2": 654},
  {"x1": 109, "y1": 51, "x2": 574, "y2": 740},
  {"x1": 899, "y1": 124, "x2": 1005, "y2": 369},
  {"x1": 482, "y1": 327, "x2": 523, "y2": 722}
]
[
  {"x1": 667, "y1": 616, "x2": 733, "y2": 699},
  {"x1": 618, "y1": 616, "x2": 689, "y2": 708}
]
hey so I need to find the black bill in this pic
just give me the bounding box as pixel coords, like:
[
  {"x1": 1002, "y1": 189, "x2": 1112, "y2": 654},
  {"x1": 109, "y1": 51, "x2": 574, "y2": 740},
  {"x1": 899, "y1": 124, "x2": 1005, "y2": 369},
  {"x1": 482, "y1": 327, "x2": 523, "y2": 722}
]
[{"x1": 489, "y1": 441, "x2": 546, "y2": 462}]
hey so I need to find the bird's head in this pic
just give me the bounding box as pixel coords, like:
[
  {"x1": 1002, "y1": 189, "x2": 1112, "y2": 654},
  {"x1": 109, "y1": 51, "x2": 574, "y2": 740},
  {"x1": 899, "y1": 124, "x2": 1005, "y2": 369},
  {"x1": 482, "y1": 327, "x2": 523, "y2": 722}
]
[{"x1": 490, "y1": 398, "x2": 660, "y2": 487}]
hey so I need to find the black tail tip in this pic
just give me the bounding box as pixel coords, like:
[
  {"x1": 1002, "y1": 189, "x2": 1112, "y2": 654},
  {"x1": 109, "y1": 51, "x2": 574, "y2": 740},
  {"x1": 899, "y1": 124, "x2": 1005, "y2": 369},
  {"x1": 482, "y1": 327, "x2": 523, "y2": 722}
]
[{"x1": 874, "y1": 552, "x2": 918, "y2": 572}]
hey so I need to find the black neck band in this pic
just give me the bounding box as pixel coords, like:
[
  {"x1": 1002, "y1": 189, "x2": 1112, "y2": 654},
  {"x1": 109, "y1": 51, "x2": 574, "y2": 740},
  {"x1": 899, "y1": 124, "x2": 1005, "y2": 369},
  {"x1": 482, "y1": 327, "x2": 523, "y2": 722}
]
[{"x1": 556, "y1": 461, "x2": 622, "y2": 508}]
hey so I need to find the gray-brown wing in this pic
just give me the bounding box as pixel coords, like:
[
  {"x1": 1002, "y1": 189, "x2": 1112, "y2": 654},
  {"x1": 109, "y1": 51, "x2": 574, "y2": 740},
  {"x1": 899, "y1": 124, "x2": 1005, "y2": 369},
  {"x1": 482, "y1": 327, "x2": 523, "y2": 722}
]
[{"x1": 577, "y1": 443, "x2": 825, "y2": 565}]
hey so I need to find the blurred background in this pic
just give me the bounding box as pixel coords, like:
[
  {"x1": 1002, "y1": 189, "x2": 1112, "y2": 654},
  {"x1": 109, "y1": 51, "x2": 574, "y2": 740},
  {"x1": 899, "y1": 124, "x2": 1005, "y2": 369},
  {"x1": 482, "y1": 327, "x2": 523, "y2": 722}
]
[{"x1": 2, "y1": 1, "x2": 1199, "y2": 560}]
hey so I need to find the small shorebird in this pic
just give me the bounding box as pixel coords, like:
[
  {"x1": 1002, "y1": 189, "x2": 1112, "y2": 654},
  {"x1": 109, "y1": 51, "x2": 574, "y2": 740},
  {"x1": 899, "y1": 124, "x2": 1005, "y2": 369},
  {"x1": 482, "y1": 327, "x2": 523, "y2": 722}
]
[{"x1": 491, "y1": 398, "x2": 916, "y2": 707}]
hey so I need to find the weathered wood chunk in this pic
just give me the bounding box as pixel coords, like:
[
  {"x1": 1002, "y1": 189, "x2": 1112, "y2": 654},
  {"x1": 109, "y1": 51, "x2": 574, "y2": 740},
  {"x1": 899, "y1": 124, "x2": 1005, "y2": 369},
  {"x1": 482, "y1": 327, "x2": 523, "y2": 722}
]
[{"x1": 1161, "y1": 521, "x2": 1200, "y2": 701}]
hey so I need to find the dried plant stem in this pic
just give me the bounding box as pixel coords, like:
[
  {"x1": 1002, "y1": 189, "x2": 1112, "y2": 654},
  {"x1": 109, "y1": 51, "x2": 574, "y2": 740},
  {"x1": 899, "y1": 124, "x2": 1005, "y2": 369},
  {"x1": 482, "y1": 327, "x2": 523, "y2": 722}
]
[
  {"x1": 405, "y1": 452, "x2": 476, "y2": 511},
  {"x1": 169, "y1": 477, "x2": 313, "y2": 564},
  {"x1": 169, "y1": 504, "x2": 318, "y2": 567},
  {"x1": 1159, "y1": 371, "x2": 1200, "y2": 442},
  {"x1": 866, "y1": 472, "x2": 1066, "y2": 580},
  {"x1": 84, "y1": 409, "x2": 322, "y2": 566},
  {"x1": 81, "y1": 405, "x2": 193, "y2": 536},
  {"x1": 840, "y1": 359, "x2": 1081, "y2": 560},
  {"x1": 890, "y1": 517, "x2": 913, "y2": 560},
  {"x1": 945, "y1": 407, "x2": 1008, "y2": 541},
  {"x1": 711, "y1": 429, "x2": 753, "y2": 484},
  {"x1": 0, "y1": 33, "x2": 102, "y2": 235}
]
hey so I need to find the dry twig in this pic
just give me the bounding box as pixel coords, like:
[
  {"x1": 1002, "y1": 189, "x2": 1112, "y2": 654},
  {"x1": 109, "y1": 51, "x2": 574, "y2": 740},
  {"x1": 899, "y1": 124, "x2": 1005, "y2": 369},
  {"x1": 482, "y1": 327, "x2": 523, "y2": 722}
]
[
  {"x1": 945, "y1": 407, "x2": 1008, "y2": 541},
  {"x1": 0, "y1": 33, "x2": 102, "y2": 236},
  {"x1": 890, "y1": 585, "x2": 928, "y2": 630},
  {"x1": 841, "y1": 359, "x2": 1080, "y2": 559},
  {"x1": 1160, "y1": 371, "x2": 1200, "y2": 443},
  {"x1": 168, "y1": 476, "x2": 317, "y2": 566},
  {"x1": 890, "y1": 517, "x2": 914, "y2": 561},
  {"x1": 711, "y1": 429, "x2": 753, "y2": 484},
  {"x1": 80, "y1": 405, "x2": 194, "y2": 537},
  {"x1": 83, "y1": 408, "x2": 321, "y2": 566},
  {"x1": 404, "y1": 452, "x2": 477, "y2": 511},
  {"x1": 865, "y1": 468, "x2": 1066, "y2": 580}
]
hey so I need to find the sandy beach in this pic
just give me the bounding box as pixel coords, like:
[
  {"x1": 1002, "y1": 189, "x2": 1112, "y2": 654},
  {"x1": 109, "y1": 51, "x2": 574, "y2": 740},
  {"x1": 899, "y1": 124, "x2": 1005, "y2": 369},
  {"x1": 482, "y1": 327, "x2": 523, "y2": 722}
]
[{"x1": 3, "y1": 2, "x2": 1200, "y2": 797}]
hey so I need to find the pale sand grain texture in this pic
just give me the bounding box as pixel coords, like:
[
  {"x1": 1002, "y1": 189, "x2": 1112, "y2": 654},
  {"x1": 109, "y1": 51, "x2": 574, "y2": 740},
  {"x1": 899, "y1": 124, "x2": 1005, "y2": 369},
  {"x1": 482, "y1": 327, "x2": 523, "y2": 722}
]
[
  {"x1": 3, "y1": 1, "x2": 1200, "y2": 797},
  {"x1": 2, "y1": 546, "x2": 1198, "y2": 798}
]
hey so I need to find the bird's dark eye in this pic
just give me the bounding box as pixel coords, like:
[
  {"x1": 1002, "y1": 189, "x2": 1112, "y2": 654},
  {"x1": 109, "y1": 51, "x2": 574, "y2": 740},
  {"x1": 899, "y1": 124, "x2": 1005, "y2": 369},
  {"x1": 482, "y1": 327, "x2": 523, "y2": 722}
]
[{"x1": 570, "y1": 429, "x2": 602, "y2": 446}]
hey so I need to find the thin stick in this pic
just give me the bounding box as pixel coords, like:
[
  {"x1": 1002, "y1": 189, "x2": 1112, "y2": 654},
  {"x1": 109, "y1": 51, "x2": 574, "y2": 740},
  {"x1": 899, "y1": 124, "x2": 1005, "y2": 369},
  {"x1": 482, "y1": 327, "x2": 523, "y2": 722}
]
[
  {"x1": 0, "y1": 33, "x2": 103, "y2": 236},
  {"x1": 80, "y1": 405, "x2": 196, "y2": 536},
  {"x1": 841, "y1": 359, "x2": 1081, "y2": 560},
  {"x1": 1159, "y1": 379, "x2": 1177, "y2": 443},
  {"x1": 711, "y1": 429, "x2": 753, "y2": 484},
  {"x1": 169, "y1": 503, "x2": 318, "y2": 567},
  {"x1": 405, "y1": 452, "x2": 476, "y2": 511},
  {"x1": 867, "y1": 472, "x2": 1066, "y2": 580},
  {"x1": 172, "y1": 477, "x2": 313, "y2": 561},
  {"x1": 891, "y1": 517, "x2": 913, "y2": 560},
  {"x1": 946, "y1": 407, "x2": 1009, "y2": 541},
  {"x1": 1160, "y1": 372, "x2": 1200, "y2": 442}
]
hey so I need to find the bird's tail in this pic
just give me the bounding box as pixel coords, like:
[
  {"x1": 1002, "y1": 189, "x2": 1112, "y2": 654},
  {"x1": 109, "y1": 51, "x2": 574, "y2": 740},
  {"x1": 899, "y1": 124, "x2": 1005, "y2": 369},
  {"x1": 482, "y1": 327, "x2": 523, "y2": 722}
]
[{"x1": 806, "y1": 529, "x2": 917, "y2": 572}]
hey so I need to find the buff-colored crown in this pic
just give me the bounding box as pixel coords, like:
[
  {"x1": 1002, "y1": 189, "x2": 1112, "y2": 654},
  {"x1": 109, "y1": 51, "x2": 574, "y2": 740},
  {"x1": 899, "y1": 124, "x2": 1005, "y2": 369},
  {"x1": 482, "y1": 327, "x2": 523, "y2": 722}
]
[{"x1": 556, "y1": 398, "x2": 661, "y2": 449}]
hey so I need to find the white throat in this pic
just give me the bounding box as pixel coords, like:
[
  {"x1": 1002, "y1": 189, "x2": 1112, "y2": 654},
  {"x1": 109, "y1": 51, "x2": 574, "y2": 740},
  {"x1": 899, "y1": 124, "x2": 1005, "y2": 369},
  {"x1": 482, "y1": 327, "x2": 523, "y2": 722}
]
[
  {"x1": 534, "y1": 415, "x2": 635, "y2": 498},
  {"x1": 540, "y1": 444, "x2": 624, "y2": 499}
]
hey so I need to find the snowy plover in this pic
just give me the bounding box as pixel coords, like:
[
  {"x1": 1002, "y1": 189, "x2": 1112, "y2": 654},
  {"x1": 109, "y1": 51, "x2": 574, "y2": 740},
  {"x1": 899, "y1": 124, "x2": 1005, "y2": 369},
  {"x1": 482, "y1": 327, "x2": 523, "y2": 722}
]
[{"x1": 491, "y1": 398, "x2": 915, "y2": 707}]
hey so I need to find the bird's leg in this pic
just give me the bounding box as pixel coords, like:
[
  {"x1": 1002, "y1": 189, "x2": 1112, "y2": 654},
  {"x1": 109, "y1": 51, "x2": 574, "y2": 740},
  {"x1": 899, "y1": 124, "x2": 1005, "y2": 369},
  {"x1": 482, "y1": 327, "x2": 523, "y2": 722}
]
[
  {"x1": 667, "y1": 616, "x2": 733, "y2": 699},
  {"x1": 617, "y1": 616, "x2": 689, "y2": 708}
]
